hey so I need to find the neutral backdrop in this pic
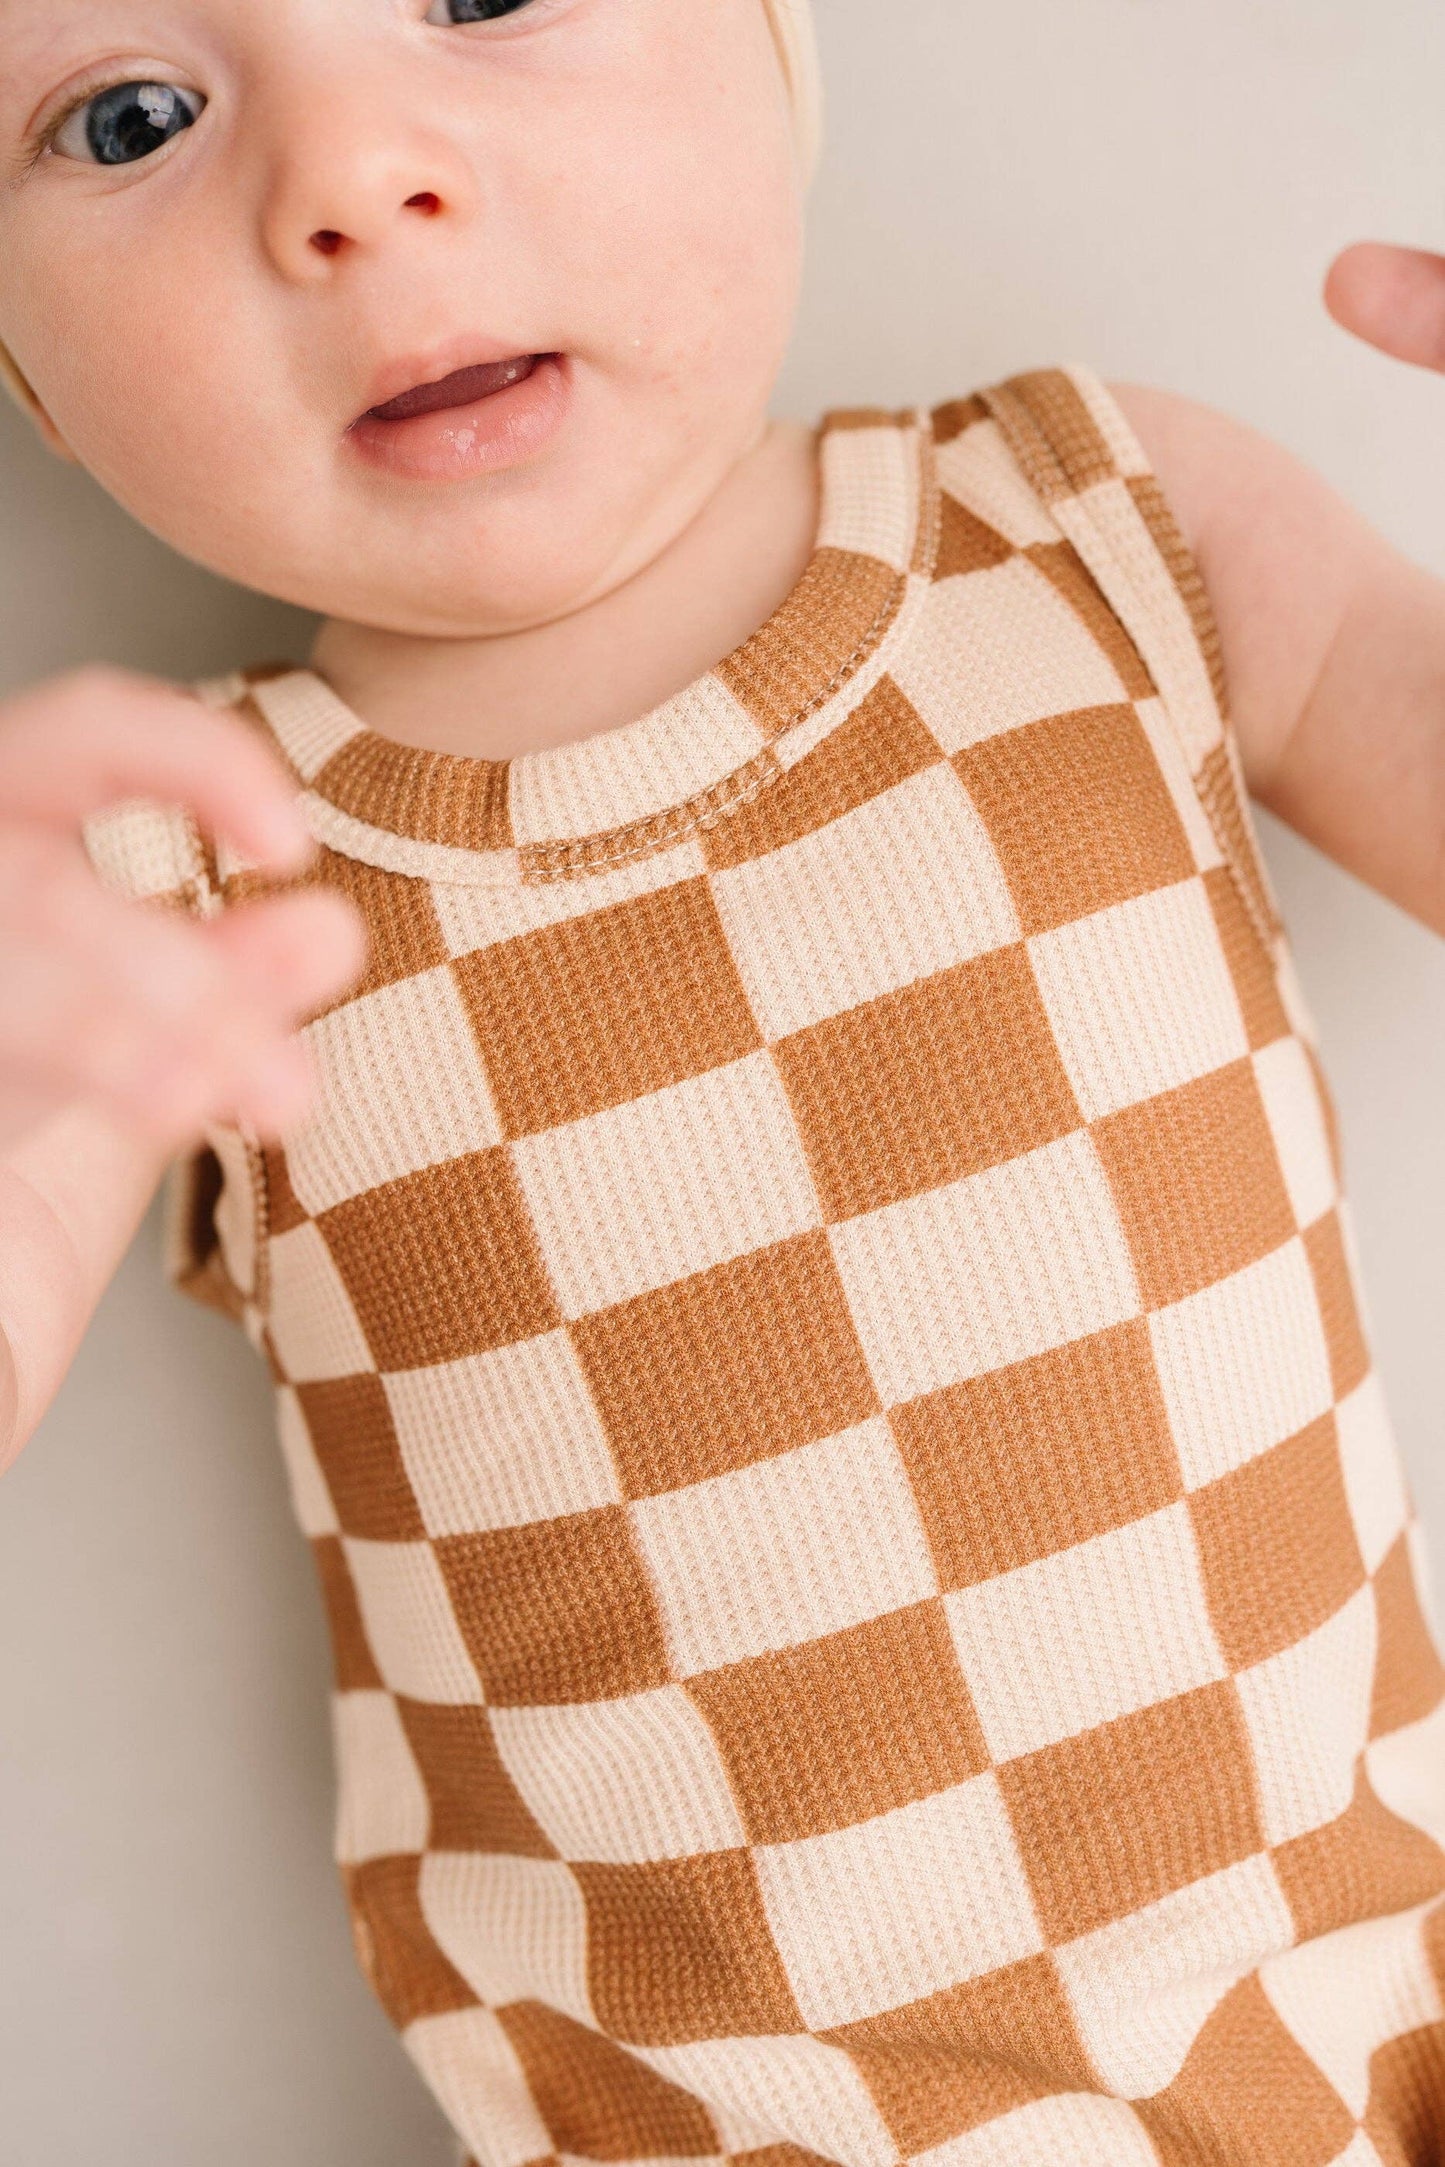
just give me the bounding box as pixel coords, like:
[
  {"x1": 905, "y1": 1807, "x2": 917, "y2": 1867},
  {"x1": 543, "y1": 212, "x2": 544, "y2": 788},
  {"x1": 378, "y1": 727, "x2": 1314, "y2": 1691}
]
[{"x1": 4, "y1": 2, "x2": 1445, "y2": 2159}]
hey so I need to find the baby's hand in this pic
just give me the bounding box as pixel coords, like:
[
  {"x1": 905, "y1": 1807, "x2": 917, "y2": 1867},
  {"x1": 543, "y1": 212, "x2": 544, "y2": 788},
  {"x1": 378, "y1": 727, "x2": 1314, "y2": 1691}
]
[{"x1": 0, "y1": 668, "x2": 368, "y2": 1156}]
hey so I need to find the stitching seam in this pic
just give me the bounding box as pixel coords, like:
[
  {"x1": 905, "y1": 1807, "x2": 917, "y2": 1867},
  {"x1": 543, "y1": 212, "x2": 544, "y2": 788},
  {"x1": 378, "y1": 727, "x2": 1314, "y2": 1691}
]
[{"x1": 521, "y1": 415, "x2": 941, "y2": 884}]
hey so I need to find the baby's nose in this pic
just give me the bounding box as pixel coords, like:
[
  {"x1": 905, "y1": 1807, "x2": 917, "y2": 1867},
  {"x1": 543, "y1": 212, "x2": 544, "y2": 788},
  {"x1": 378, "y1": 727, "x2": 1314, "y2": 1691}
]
[
  {"x1": 309, "y1": 191, "x2": 442, "y2": 261},
  {"x1": 259, "y1": 104, "x2": 477, "y2": 285}
]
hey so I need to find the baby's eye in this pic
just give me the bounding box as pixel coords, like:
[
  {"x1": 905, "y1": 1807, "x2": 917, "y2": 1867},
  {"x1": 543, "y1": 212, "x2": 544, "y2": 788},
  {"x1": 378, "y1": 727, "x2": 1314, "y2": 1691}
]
[
  {"x1": 425, "y1": 0, "x2": 538, "y2": 20},
  {"x1": 51, "y1": 81, "x2": 203, "y2": 167}
]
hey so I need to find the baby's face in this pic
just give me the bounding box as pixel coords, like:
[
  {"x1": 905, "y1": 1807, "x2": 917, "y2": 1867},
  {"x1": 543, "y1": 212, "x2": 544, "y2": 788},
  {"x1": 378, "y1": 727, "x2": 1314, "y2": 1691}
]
[{"x1": 0, "y1": 0, "x2": 804, "y2": 635}]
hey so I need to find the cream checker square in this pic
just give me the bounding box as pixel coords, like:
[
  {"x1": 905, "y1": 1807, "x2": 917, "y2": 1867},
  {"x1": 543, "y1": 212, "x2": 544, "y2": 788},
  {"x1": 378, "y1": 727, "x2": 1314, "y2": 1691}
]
[
  {"x1": 945, "y1": 1504, "x2": 1226, "y2": 1763},
  {"x1": 631, "y1": 1418, "x2": 938, "y2": 1677},
  {"x1": 511, "y1": 677, "x2": 764, "y2": 848},
  {"x1": 1252, "y1": 1036, "x2": 1339, "y2": 1233},
  {"x1": 342, "y1": 1538, "x2": 485, "y2": 1705},
  {"x1": 1235, "y1": 1583, "x2": 1377, "y2": 1846},
  {"x1": 1261, "y1": 1904, "x2": 1444, "y2": 2122},
  {"x1": 286, "y1": 967, "x2": 504, "y2": 1215},
  {"x1": 420, "y1": 1852, "x2": 593, "y2": 2024},
  {"x1": 1028, "y1": 877, "x2": 1248, "y2": 1122},
  {"x1": 1336, "y1": 1374, "x2": 1409, "y2": 1576},
  {"x1": 1150, "y1": 1239, "x2": 1335, "y2": 1492},
  {"x1": 331, "y1": 1689, "x2": 430, "y2": 1864},
  {"x1": 934, "y1": 420, "x2": 1061, "y2": 551},
  {"x1": 405, "y1": 2006, "x2": 555, "y2": 2167},
  {"x1": 708, "y1": 763, "x2": 1019, "y2": 1040},
  {"x1": 818, "y1": 423, "x2": 921, "y2": 574},
  {"x1": 266, "y1": 1221, "x2": 374, "y2": 1382},
  {"x1": 638, "y1": 2035, "x2": 896, "y2": 2167},
  {"x1": 830, "y1": 1131, "x2": 1139, "y2": 1409},
  {"x1": 513, "y1": 1051, "x2": 821, "y2": 1319},
  {"x1": 384, "y1": 1331, "x2": 621, "y2": 1537},
  {"x1": 1053, "y1": 1853, "x2": 1292, "y2": 2099},
  {"x1": 890, "y1": 555, "x2": 1128, "y2": 755},
  {"x1": 275, "y1": 1386, "x2": 340, "y2": 1537},
  {"x1": 1367, "y1": 1700, "x2": 1445, "y2": 1849},
  {"x1": 910, "y1": 2092, "x2": 1162, "y2": 2167},
  {"x1": 754, "y1": 1771, "x2": 1043, "y2": 2030},
  {"x1": 490, "y1": 1687, "x2": 746, "y2": 1863}
]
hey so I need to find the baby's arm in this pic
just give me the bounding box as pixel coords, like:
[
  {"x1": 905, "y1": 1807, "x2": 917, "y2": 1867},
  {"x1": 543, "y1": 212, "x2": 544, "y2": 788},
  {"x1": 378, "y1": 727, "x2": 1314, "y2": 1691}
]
[
  {"x1": 0, "y1": 671, "x2": 365, "y2": 1471},
  {"x1": 1114, "y1": 378, "x2": 1445, "y2": 934}
]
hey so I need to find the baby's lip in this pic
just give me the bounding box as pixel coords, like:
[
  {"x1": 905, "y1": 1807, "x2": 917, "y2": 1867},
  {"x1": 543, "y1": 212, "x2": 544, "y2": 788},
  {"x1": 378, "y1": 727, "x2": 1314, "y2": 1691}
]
[{"x1": 362, "y1": 354, "x2": 540, "y2": 425}]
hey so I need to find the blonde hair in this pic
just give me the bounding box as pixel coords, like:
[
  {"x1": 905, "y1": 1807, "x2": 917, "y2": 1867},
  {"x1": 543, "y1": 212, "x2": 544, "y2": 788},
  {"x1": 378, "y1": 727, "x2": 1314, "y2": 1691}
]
[{"x1": 0, "y1": 2, "x2": 821, "y2": 421}]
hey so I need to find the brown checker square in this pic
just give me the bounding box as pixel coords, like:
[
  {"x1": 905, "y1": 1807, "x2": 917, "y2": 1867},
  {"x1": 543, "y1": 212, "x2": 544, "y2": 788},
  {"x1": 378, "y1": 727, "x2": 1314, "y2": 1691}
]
[
  {"x1": 498, "y1": 2001, "x2": 719, "y2": 2159},
  {"x1": 931, "y1": 395, "x2": 991, "y2": 447},
  {"x1": 1272, "y1": 1767, "x2": 1445, "y2": 1945},
  {"x1": 952, "y1": 704, "x2": 1196, "y2": 936},
  {"x1": 893, "y1": 1320, "x2": 1183, "y2": 1591},
  {"x1": 295, "y1": 1374, "x2": 424, "y2": 1543},
  {"x1": 394, "y1": 1699, "x2": 557, "y2": 1856},
  {"x1": 576, "y1": 1852, "x2": 803, "y2": 2045},
  {"x1": 775, "y1": 944, "x2": 1082, "y2": 1222},
  {"x1": 934, "y1": 491, "x2": 1017, "y2": 582},
  {"x1": 261, "y1": 1141, "x2": 309, "y2": 1237},
  {"x1": 732, "y1": 2149, "x2": 836, "y2": 2167},
  {"x1": 1364, "y1": 2023, "x2": 1445, "y2": 2167},
  {"x1": 826, "y1": 1954, "x2": 1095, "y2": 2154},
  {"x1": 312, "y1": 1534, "x2": 382, "y2": 1691},
  {"x1": 1370, "y1": 1531, "x2": 1445, "y2": 1742},
  {"x1": 702, "y1": 675, "x2": 943, "y2": 871},
  {"x1": 1027, "y1": 542, "x2": 1156, "y2": 701},
  {"x1": 718, "y1": 547, "x2": 903, "y2": 739},
  {"x1": 318, "y1": 1148, "x2": 560, "y2": 1371},
  {"x1": 1304, "y1": 1210, "x2": 1371, "y2": 1402},
  {"x1": 436, "y1": 1507, "x2": 672, "y2": 1707},
  {"x1": 1093, "y1": 1059, "x2": 1297, "y2": 1310},
  {"x1": 999, "y1": 1680, "x2": 1265, "y2": 1942},
  {"x1": 452, "y1": 879, "x2": 762, "y2": 1137},
  {"x1": 571, "y1": 1232, "x2": 878, "y2": 1498},
  {"x1": 687, "y1": 1601, "x2": 989, "y2": 1845},
  {"x1": 1204, "y1": 867, "x2": 1290, "y2": 1054},
  {"x1": 309, "y1": 847, "x2": 450, "y2": 1005},
  {"x1": 1189, "y1": 1415, "x2": 1365, "y2": 1672},
  {"x1": 1134, "y1": 1974, "x2": 1355, "y2": 2167},
  {"x1": 344, "y1": 1854, "x2": 478, "y2": 2031}
]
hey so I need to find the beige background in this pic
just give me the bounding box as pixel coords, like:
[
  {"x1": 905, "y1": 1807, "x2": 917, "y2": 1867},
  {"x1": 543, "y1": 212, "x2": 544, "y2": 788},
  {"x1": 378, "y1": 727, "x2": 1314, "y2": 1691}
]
[{"x1": 4, "y1": 0, "x2": 1445, "y2": 2157}]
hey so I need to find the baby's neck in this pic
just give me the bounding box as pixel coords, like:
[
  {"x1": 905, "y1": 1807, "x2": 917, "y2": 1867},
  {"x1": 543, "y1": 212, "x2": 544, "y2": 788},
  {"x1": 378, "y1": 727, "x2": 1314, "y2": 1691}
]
[{"x1": 309, "y1": 419, "x2": 819, "y2": 764}]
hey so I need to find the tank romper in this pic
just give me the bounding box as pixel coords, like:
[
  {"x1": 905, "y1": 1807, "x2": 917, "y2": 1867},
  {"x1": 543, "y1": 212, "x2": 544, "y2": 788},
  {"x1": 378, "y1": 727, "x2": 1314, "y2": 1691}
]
[{"x1": 87, "y1": 368, "x2": 1445, "y2": 2166}]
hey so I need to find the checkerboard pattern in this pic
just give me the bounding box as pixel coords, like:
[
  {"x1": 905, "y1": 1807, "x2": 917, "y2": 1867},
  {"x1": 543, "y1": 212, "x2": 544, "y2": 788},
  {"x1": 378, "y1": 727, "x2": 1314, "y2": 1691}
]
[{"x1": 85, "y1": 370, "x2": 1445, "y2": 2166}]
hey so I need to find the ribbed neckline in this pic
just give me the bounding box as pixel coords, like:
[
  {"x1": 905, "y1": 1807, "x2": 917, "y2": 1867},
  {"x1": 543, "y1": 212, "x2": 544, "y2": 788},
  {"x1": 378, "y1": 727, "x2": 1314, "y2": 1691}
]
[{"x1": 246, "y1": 404, "x2": 939, "y2": 886}]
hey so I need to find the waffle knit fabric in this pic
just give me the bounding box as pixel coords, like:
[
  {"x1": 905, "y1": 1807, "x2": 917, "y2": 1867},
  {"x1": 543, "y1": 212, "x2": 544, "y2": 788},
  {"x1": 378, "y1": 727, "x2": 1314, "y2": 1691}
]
[{"x1": 86, "y1": 370, "x2": 1445, "y2": 2166}]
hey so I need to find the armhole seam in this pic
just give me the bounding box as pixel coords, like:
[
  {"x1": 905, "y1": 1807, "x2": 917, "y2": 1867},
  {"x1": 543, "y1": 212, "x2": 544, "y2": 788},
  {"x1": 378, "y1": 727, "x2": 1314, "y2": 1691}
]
[{"x1": 982, "y1": 364, "x2": 1282, "y2": 958}]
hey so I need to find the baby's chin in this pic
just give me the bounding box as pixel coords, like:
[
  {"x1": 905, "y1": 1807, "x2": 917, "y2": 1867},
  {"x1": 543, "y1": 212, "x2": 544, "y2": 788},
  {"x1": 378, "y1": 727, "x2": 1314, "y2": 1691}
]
[{"x1": 237, "y1": 497, "x2": 674, "y2": 643}]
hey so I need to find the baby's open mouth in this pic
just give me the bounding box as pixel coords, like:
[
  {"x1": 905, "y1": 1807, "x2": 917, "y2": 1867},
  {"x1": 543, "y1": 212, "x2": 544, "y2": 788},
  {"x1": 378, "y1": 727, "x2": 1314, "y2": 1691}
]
[
  {"x1": 361, "y1": 353, "x2": 542, "y2": 425},
  {"x1": 346, "y1": 350, "x2": 570, "y2": 480}
]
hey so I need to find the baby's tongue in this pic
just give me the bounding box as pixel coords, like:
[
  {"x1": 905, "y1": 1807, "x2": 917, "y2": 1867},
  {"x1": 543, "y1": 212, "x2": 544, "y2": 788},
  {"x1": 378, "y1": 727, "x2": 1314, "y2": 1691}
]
[{"x1": 368, "y1": 355, "x2": 535, "y2": 422}]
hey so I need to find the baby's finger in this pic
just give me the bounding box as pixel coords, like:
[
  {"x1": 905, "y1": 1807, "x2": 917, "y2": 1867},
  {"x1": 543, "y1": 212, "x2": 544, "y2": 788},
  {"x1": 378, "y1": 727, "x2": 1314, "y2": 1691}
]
[
  {"x1": 0, "y1": 668, "x2": 314, "y2": 873},
  {"x1": 1325, "y1": 243, "x2": 1445, "y2": 373},
  {"x1": 209, "y1": 887, "x2": 371, "y2": 1022}
]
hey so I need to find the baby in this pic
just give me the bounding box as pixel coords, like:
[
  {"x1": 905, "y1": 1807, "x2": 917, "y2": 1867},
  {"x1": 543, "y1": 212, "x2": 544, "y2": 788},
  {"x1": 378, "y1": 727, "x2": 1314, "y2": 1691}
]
[{"x1": 4, "y1": 2, "x2": 1445, "y2": 2160}]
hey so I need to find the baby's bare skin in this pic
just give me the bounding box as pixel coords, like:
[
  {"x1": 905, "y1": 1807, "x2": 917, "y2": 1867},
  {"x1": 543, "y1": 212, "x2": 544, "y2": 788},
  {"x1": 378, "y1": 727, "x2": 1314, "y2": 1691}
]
[{"x1": 0, "y1": 0, "x2": 1442, "y2": 1475}]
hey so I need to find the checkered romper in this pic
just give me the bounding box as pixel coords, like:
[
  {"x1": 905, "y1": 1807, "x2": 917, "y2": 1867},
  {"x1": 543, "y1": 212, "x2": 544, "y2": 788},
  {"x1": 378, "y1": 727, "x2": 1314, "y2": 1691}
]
[{"x1": 87, "y1": 369, "x2": 1445, "y2": 2165}]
